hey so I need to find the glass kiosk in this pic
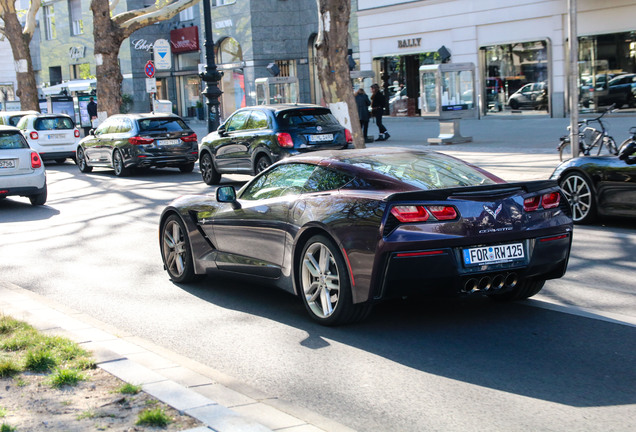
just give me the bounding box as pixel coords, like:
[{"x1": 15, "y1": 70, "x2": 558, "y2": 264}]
[
  {"x1": 255, "y1": 77, "x2": 299, "y2": 105},
  {"x1": 419, "y1": 63, "x2": 476, "y2": 144}
]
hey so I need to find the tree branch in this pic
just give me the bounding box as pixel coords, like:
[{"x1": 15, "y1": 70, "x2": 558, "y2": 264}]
[
  {"x1": 23, "y1": 0, "x2": 41, "y2": 37},
  {"x1": 119, "y1": 0, "x2": 200, "y2": 39}
]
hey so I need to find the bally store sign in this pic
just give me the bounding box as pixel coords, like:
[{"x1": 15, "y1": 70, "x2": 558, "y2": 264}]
[{"x1": 170, "y1": 26, "x2": 199, "y2": 53}]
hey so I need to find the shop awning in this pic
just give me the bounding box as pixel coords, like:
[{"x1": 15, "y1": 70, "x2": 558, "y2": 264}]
[{"x1": 40, "y1": 79, "x2": 96, "y2": 96}]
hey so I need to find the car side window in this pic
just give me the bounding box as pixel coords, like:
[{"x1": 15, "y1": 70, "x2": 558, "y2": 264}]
[
  {"x1": 225, "y1": 111, "x2": 251, "y2": 132},
  {"x1": 305, "y1": 167, "x2": 353, "y2": 192},
  {"x1": 119, "y1": 118, "x2": 132, "y2": 133},
  {"x1": 245, "y1": 111, "x2": 268, "y2": 130},
  {"x1": 240, "y1": 163, "x2": 316, "y2": 201},
  {"x1": 94, "y1": 118, "x2": 114, "y2": 135}
]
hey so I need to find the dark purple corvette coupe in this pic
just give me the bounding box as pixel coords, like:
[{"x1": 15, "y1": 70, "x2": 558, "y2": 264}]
[{"x1": 160, "y1": 147, "x2": 573, "y2": 325}]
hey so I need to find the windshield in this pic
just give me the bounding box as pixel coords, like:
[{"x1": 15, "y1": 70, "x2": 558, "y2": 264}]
[{"x1": 341, "y1": 152, "x2": 496, "y2": 190}]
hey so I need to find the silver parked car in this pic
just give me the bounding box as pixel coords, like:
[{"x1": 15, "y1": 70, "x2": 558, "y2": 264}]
[{"x1": 0, "y1": 126, "x2": 47, "y2": 205}]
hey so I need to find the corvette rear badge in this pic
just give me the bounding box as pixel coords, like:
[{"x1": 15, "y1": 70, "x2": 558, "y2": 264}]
[{"x1": 484, "y1": 204, "x2": 502, "y2": 220}]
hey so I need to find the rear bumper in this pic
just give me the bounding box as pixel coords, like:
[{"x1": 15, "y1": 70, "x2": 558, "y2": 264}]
[
  {"x1": 39, "y1": 150, "x2": 76, "y2": 161},
  {"x1": 127, "y1": 153, "x2": 198, "y2": 168},
  {"x1": 0, "y1": 184, "x2": 46, "y2": 198},
  {"x1": 376, "y1": 232, "x2": 571, "y2": 299}
]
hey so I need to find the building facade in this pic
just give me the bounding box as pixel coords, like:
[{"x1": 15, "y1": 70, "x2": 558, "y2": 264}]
[{"x1": 357, "y1": 0, "x2": 636, "y2": 117}]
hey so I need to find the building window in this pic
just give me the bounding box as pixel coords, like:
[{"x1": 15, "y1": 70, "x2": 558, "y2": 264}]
[
  {"x1": 70, "y1": 63, "x2": 91, "y2": 80},
  {"x1": 43, "y1": 5, "x2": 56, "y2": 40},
  {"x1": 69, "y1": 0, "x2": 83, "y2": 35},
  {"x1": 179, "y1": 6, "x2": 194, "y2": 21},
  {"x1": 274, "y1": 60, "x2": 297, "y2": 77},
  {"x1": 213, "y1": 0, "x2": 235, "y2": 6}
]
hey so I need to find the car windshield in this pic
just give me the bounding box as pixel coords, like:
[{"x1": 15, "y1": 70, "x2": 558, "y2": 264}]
[
  {"x1": 0, "y1": 132, "x2": 28, "y2": 149},
  {"x1": 277, "y1": 109, "x2": 339, "y2": 128},
  {"x1": 341, "y1": 152, "x2": 496, "y2": 189},
  {"x1": 34, "y1": 117, "x2": 74, "y2": 130},
  {"x1": 138, "y1": 118, "x2": 189, "y2": 132}
]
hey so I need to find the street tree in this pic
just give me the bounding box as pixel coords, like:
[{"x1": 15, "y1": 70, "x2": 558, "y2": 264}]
[
  {"x1": 91, "y1": 0, "x2": 200, "y2": 116},
  {"x1": 0, "y1": 0, "x2": 41, "y2": 111},
  {"x1": 315, "y1": 0, "x2": 364, "y2": 148}
]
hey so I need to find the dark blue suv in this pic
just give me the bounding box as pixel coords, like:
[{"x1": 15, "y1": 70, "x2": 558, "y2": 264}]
[{"x1": 198, "y1": 104, "x2": 352, "y2": 185}]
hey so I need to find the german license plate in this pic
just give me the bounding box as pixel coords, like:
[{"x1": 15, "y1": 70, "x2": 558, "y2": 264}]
[
  {"x1": 463, "y1": 243, "x2": 524, "y2": 266},
  {"x1": 0, "y1": 159, "x2": 16, "y2": 168},
  {"x1": 47, "y1": 134, "x2": 66, "y2": 139},
  {"x1": 308, "y1": 134, "x2": 333, "y2": 142},
  {"x1": 159, "y1": 139, "x2": 180, "y2": 146}
]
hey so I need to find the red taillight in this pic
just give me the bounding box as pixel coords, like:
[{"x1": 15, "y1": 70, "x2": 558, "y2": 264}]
[
  {"x1": 74, "y1": 129, "x2": 80, "y2": 138},
  {"x1": 539, "y1": 234, "x2": 568, "y2": 242},
  {"x1": 427, "y1": 205, "x2": 457, "y2": 220},
  {"x1": 390, "y1": 205, "x2": 429, "y2": 223},
  {"x1": 31, "y1": 152, "x2": 42, "y2": 168},
  {"x1": 396, "y1": 250, "x2": 445, "y2": 257},
  {"x1": 276, "y1": 132, "x2": 294, "y2": 148},
  {"x1": 541, "y1": 192, "x2": 561, "y2": 209},
  {"x1": 345, "y1": 128, "x2": 353, "y2": 143},
  {"x1": 128, "y1": 136, "x2": 154, "y2": 145},
  {"x1": 30, "y1": 131, "x2": 38, "y2": 140},
  {"x1": 523, "y1": 196, "x2": 541, "y2": 212},
  {"x1": 181, "y1": 133, "x2": 198, "y2": 142}
]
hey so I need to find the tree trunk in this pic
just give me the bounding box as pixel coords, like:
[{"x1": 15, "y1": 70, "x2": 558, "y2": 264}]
[
  {"x1": 3, "y1": 13, "x2": 39, "y2": 111},
  {"x1": 315, "y1": 0, "x2": 364, "y2": 148},
  {"x1": 91, "y1": 0, "x2": 124, "y2": 117}
]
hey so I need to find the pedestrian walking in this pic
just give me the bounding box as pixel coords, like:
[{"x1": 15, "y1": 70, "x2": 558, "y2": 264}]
[
  {"x1": 371, "y1": 83, "x2": 390, "y2": 141},
  {"x1": 355, "y1": 88, "x2": 371, "y2": 142}
]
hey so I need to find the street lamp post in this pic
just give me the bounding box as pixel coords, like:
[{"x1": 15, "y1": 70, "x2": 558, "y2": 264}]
[{"x1": 200, "y1": 0, "x2": 223, "y2": 133}]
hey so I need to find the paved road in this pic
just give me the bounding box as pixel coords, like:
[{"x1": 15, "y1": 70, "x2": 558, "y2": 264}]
[{"x1": 2, "y1": 117, "x2": 636, "y2": 430}]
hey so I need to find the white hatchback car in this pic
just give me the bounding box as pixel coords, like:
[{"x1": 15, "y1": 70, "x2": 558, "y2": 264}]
[
  {"x1": 0, "y1": 126, "x2": 47, "y2": 205},
  {"x1": 16, "y1": 113, "x2": 79, "y2": 164}
]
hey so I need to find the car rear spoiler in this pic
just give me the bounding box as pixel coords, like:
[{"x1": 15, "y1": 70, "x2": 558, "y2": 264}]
[{"x1": 385, "y1": 180, "x2": 559, "y2": 202}]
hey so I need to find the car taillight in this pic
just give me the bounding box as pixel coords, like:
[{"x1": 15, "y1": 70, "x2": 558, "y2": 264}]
[
  {"x1": 524, "y1": 192, "x2": 561, "y2": 212},
  {"x1": 30, "y1": 131, "x2": 38, "y2": 140},
  {"x1": 345, "y1": 128, "x2": 353, "y2": 143},
  {"x1": 31, "y1": 151, "x2": 42, "y2": 168},
  {"x1": 426, "y1": 205, "x2": 458, "y2": 220},
  {"x1": 181, "y1": 133, "x2": 198, "y2": 142},
  {"x1": 74, "y1": 129, "x2": 80, "y2": 138},
  {"x1": 541, "y1": 192, "x2": 561, "y2": 209},
  {"x1": 128, "y1": 136, "x2": 154, "y2": 145},
  {"x1": 276, "y1": 132, "x2": 294, "y2": 148},
  {"x1": 391, "y1": 205, "x2": 429, "y2": 222}
]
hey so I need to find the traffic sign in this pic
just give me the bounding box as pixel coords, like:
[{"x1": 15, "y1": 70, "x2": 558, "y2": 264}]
[
  {"x1": 146, "y1": 78, "x2": 157, "y2": 93},
  {"x1": 154, "y1": 39, "x2": 171, "y2": 70},
  {"x1": 145, "y1": 60, "x2": 155, "y2": 78}
]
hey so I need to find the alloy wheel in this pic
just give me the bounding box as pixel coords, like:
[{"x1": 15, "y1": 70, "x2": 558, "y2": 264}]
[
  {"x1": 162, "y1": 219, "x2": 187, "y2": 279},
  {"x1": 301, "y1": 242, "x2": 341, "y2": 318},
  {"x1": 560, "y1": 173, "x2": 594, "y2": 223}
]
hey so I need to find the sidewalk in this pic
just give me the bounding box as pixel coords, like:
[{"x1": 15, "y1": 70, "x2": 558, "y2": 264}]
[{"x1": 0, "y1": 281, "x2": 355, "y2": 432}]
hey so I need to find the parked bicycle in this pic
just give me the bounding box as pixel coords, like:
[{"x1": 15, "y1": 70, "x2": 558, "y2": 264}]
[{"x1": 557, "y1": 104, "x2": 618, "y2": 161}]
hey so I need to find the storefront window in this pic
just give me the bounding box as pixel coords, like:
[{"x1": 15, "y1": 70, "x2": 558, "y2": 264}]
[{"x1": 481, "y1": 40, "x2": 549, "y2": 114}]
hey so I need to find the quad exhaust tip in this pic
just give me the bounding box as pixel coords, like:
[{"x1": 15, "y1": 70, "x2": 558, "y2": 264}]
[{"x1": 463, "y1": 272, "x2": 518, "y2": 293}]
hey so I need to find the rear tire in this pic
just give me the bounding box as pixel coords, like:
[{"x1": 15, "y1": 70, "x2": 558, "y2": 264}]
[
  {"x1": 488, "y1": 279, "x2": 545, "y2": 301},
  {"x1": 255, "y1": 155, "x2": 272, "y2": 174},
  {"x1": 55, "y1": 158, "x2": 66, "y2": 164},
  {"x1": 29, "y1": 185, "x2": 47, "y2": 206},
  {"x1": 179, "y1": 162, "x2": 195, "y2": 173},
  {"x1": 112, "y1": 149, "x2": 130, "y2": 177},
  {"x1": 200, "y1": 152, "x2": 221, "y2": 185}
]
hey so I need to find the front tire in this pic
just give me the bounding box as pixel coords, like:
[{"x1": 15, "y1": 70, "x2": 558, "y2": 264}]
[
  {"x1": 112, "y1": 149, "x2": 130, "y2": 177},
  {"x1": 298, "y1": 235, "x2": 371, "y2": 326},
  {"x1": 200, "y1": 152, "x2": 221, "y2": 185},
  {"x1": 160, "y1": 214, "x2": 199, "y2": 283},
  {"x1": 559, "y1": 171, "x2": 596, "y2": 224},
  {"x1": 76, "y1": 148, "x2": 93, "y2": 173},
  {"x1": 509, "y1": 99, "x2": 519, "y2": 110}
]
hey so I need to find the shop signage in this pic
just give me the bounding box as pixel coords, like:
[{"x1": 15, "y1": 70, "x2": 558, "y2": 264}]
[
  {"x1": 69, "y1": 46, "x2": 86, "y2": 59},
  {"x1": 397, "y1": 38, "x2": 422, "y2": 49},
  {"x1": 170, "y1": 26, "x2": 199, "y2": 53},
  {"x1": 131, "y1": 39, "x2": 153, "y2": 51},
  {"x1": 153, "y1": 39, "x2": 172, "y2": 70}
]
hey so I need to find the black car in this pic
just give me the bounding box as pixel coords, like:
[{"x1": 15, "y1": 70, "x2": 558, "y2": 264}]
[
  {"x1": 595, "y1": 73, "x2": 636, "y2": 108},
  {"x1": 160, "y1": 147, "x2": 572, "y2": 325},
  {"x1": 551, "y1": 141, "x2": 636, "y2": 223},
  {"x1": 76, "y1": 113, "x2": 198, "y2": 176},
  {"x1": 198, "y1": 104, "x2": 352, "y2": 185}
]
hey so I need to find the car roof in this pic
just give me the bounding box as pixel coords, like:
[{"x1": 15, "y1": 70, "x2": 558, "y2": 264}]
[
  {"x1": 241, "y1": 104, "x2": 331, "y2": 114},
  {"x1": 113, "y1": 112, "x2": 183, "y2": 120},
  {"x1": 0, "y1": 125, "x2": 23, "y2": 133},
  {"x1": 28, "y1": 113, "x2": 74, "y2": 119},
  {"x1": 0, "y1": 110, "x2": 39, "y2": 117}
]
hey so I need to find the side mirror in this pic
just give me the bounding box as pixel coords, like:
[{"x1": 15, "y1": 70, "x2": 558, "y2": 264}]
[
  {"x1": 89, "y1": 129, "x2": 95, "y2": 136},
  {"x1": 217, "y1": 124, "x2": 227, "y2": 137},
  {"x1": 618, "y1": 142, "x2": 636, "y2": 165},
  {"x1": 216, "y1": 185, "x2": 236, "y2": 203}
]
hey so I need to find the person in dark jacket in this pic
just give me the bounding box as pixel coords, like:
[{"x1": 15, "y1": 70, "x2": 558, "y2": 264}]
[
  {"x1": 355, "y1": 88, "x2": 371, "y2": 141},
  {"x1": 370, "y1": 83, "x2": 389, "y2": 141}
]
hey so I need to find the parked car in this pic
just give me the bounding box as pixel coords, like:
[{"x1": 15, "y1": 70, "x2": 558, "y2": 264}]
[
  {"x1": 16, "y1": 113, "x2": 80, "y2": 164},
  {"x1": 76, "y1": 113, "x2": 198, "y2": 176},
  {"x1": 198, "y1": 104, "x2": 352, "y2": 185},
  {"x1": 507, "y1": 81, "x2": 548, "y2": 110},
  {"x1": 0, "y1": 110, "x2": 39, "y2": 127},
  {"x1": 0, "y1": 125, "x2": 47, "y2": 205},
  {"x1": 551, "y1": 142, "x2": 636, "y2": 223},
  {"x1": 579, "y1": 73, "x2": 614, "y2": 108},
  {"x1": 159, "y1": 147, "x2": 573, "y2": 325},
  {"x1": 591, "y1": 73, "x2": 636, "y2": 108}
]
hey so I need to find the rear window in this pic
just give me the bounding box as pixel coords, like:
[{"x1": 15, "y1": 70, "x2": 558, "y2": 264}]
[
  {"x1": 8, "y1": 116, "x2": 24, "y2": 126},
  {"x1": 138, "y1": 118, "x2": 189, "y2": 133},
  {"x1": 277, "y1": 109, "x2": 340, "y2": 128},
  {"x1": 341, "y1": 152, "x2": 496, "y2": 190},
  {"x1": 0, "y1": 132, "x2": 29, "y2": 149},
  {"x1": 35, "y1": 117, "x2": 75, "y2": 130}
]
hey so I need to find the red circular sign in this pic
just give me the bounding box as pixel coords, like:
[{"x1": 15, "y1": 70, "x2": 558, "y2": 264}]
[{"x1": 145, "y1": 61, "x2": 155, "y2": 78}]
